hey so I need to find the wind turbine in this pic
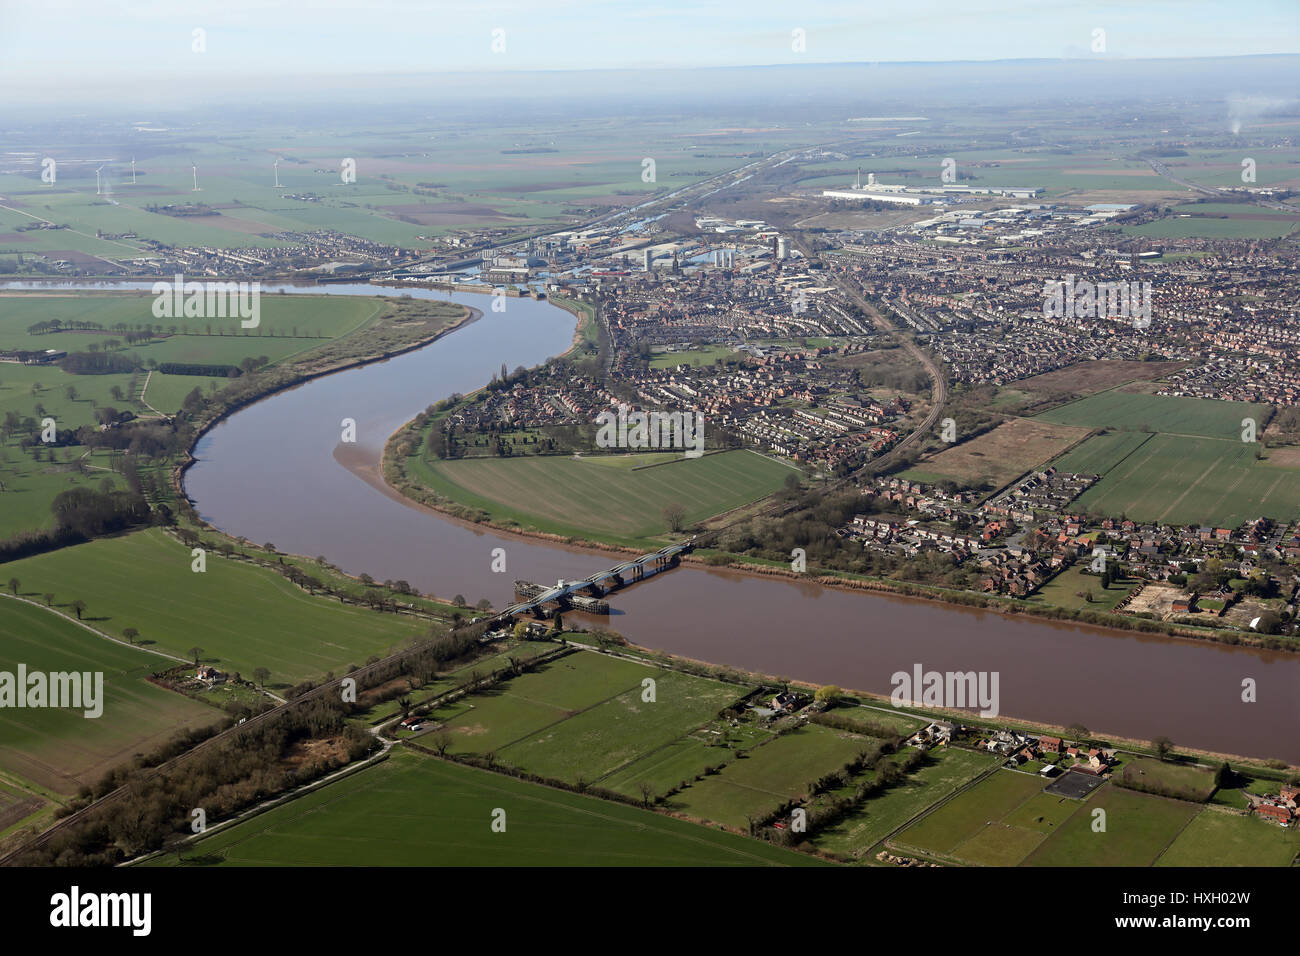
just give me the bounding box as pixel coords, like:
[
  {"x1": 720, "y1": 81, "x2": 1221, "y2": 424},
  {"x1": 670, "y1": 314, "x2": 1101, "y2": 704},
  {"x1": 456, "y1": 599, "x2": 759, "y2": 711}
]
[
  {"x1": 191, "y1": 165, "x2": 200, "y2": 192},
  {"x1": 95, "y1": 166, "x2": 104, "y2": 195},
  {"x1": 273, "y1": 158, "x2": 282, "y2": 188},
  {"x1": 130, "y1": 157, "x2": 137, "y2": 185}
]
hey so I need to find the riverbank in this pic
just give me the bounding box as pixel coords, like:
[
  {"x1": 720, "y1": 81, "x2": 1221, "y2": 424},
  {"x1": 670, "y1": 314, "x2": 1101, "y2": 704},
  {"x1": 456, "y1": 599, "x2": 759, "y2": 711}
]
[
  {"x1": 582, "y1": 634, "x2": 1295, "y2": 773},
  {"x1": 169, "y1": 287, "x2": 1300, "y2": 766},
  {"x1": 172, "y1": 298, "x2": 480, "y2": 508},
  {"x1": 379, "y1": 429, "x2": 1291, "y2": 655}
]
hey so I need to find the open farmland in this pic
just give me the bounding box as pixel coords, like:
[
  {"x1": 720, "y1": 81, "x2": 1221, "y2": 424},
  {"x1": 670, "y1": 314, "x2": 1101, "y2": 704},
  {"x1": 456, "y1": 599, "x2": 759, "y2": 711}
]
[
  {"x1": 1070, "y1": 434, "x2": 1300, "y2": 526},
  {"x1": 900, "y1": 418, "x2": 1091, "y2": 490},
  {"x1": 1156, "y1": 808, "x2": 1300, "y2": 867},
  {"x1": 497, "y1": 668, "x2": 747, "y2": 784},
  {"x1": 893, "y1": 768, "x2": 1047, "y2": 861},
  {"x1": 142, "y1": 748, "x2": 823, "y2": 867},
  {"x1": 1047, "y1": 429, "x2": 1152, "y2": 476},
  {"x1": 0, "y1": 291, "x2": 387, "y2": 538},
  {"x1": 809, "y1": 747, "x2": 995, "y2": 859},
  {"x1": 1124, "y1": 209, "x2": 1300, "y2": 239},
  {"x1": 1032, "y1": 391, "x2": 1266, "y2": 439},
  {"x1": 413, "y1": 449, "x2": 794, "y2": 542},
  {"x1": 0, "y1": 598, "x2": 220, "y2": 794},
  {"x1": 0, "y1": 528, "x2": 429, "y2": 686},
  {"x1": 670, "y1": 723, "x2": 880, "y2": 829},
  {"x1": 1023, "y1": 786, "x2": 1200, "y2": 867},
  {"x1": 0, "y1": 117, "x2": 793, "y2": 258},
  {"x1": 434, "y1": 651, "x2": 664, "y2": 755},
  {"x1": 1029, "y1": 392, "x2": 1299, "y2": 524},
  {"x1": 0, "y1": 292, "x2": 378, "y2": 353}
]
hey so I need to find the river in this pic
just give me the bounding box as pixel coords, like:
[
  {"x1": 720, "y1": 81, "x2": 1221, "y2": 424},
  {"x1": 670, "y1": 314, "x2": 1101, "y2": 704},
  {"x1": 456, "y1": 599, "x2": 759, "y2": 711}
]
[{"x1": 7, "y1": 279, "x2": 1298, "y2": 761}]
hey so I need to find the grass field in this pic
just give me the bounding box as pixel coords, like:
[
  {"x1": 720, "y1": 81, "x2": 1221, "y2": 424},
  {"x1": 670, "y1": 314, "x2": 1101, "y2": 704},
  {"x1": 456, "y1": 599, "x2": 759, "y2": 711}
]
[
  {"x1": 0, "y1": 293, "x2": 378, "y2": 362},
  {"x1": 412, "y1": 449, "x2": 794, "y2": 542},
  {"x1": 1048, "y1": 430, "x2": 1152, "y2": 476},
  {"x1": 1033, "y1": 391, "x2": 1266, "y2": 439},
  {"x1": 1027, "y1": 566, "x2": 1136, "y2": 612},
  {"x1": 600, "y1": 735, "x2": 736, "y2": 800},
  {"x1": 895, "y1": 769, "x2": 1047, "y2": 858},
  {"x1": 141, "y1": 748, "x2": 825, "y2": 867},
  {"x1": 1124, "y1": 215, "x2": 1299, "y2": 239},
  {"x1": 899, "y1": 418, "x2": 1091, "y2": 490},
  {"x1": 0, "y1": 597, "x2": 220, "y2": 794},
  {"x1": 810, "y1": 747, "x2": 995, "y2": 859},
  {"x1": 831, "y1": 706, "x2": 927, "y2": 737},
  {"x1": 352, "y1": 642, "x2": 553, "y2": 725},
  {"x1": 0, "y1": 292, "x2": 383, "y2": 537},
  {"x1": 649, "y1": 346, "x2": 739, "y2": 369},
  {"x1": 1117, "y1": 757, "x2": 1218, "y2": 802},
  {"x1": 670, "y1": 724, "x2": 879, "y2": 829},
  {"x1": 1070, "y1": 434, "x2": 1300, "y2": 526},
  {"x1": 1, "y1": 528, "x2": 428, "y2": 686},
  {"x1": 498, "y1": 668, "x2": 746, "y2": 784},
  {"x1": 435, "y1": 652, "x2": 661, "y2": 756},
  {"x1": 1155, "y1": 808, "x2": 1300, "y2": 867},
  {"x1": 1023, "y1": 785, "x2": 1200, "y2": 867},
  {"x1": 1030, "y1": 392, "x2": 1300, "y2": 525}
]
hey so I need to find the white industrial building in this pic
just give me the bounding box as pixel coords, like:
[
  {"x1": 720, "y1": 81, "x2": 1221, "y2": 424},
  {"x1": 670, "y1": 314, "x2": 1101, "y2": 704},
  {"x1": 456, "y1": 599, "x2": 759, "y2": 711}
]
[{"x1": 822, "y1": 189, "x2": 925, "y2": 205}]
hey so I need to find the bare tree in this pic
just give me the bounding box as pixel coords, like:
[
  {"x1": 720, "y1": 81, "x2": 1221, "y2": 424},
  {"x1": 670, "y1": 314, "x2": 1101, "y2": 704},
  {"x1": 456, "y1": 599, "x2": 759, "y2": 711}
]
[{"x1": 662, "y1": 502, "x2": 687, "y2": 533}]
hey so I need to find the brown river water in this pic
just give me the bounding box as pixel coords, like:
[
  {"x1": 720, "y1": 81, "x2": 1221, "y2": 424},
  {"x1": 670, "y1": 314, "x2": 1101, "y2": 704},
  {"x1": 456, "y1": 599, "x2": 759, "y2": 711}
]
[{"x1": 12, "y1": 282, "x2": 1294, "y2": 761}]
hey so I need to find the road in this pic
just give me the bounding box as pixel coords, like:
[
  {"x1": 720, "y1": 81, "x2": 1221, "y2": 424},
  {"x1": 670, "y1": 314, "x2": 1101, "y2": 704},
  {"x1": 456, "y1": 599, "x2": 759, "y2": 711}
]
[
  {"x1": 791, "y1": 233, "x2": 949, "y2": 473},
  {"x1": 1146, "y1": 158, "x2": 1300, "y2": 213},
  {"x1": 0, "y1": 634, "x2": 443, "y2": 865}
]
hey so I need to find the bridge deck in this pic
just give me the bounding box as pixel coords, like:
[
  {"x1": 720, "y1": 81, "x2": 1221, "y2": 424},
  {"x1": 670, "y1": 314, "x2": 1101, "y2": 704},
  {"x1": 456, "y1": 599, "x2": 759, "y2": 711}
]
[{"x1": 500, "y1": 540, "x2": 692, "y2": 618}]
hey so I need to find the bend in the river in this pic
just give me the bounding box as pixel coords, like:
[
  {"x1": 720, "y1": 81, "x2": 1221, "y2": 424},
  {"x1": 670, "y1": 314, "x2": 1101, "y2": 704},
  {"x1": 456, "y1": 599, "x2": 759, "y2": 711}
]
[{"x1": 7, "y1": 280, "x2": 1297, "y2": 763}]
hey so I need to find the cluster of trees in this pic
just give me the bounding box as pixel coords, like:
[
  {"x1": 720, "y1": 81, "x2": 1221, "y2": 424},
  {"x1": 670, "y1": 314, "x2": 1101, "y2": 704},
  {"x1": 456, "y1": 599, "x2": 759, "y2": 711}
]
[
  {"x1": 50, "y1": 486, "x2": 151, "y2": 539},
  {"x1": 57, "y1": 352, "x2": 140, "y2": 375},
  {"x1": 757, "y1": 737, "x2": 927, "y2": 846},
  {"x1": 716, "y1": 487, "x2": 976, "y2": 589},
  {"x1": 18, "y1": 695, "x2": 371, "y2": 865},
  {"x1": 156, "y1": 362, "x2": 242, "y2": 377}
]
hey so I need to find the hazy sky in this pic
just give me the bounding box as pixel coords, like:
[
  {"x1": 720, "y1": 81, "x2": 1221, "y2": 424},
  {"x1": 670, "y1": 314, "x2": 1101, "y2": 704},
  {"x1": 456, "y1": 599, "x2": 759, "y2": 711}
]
[{"x1": 2, "y1": 0, "x2": 1296, "y2": 89}]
